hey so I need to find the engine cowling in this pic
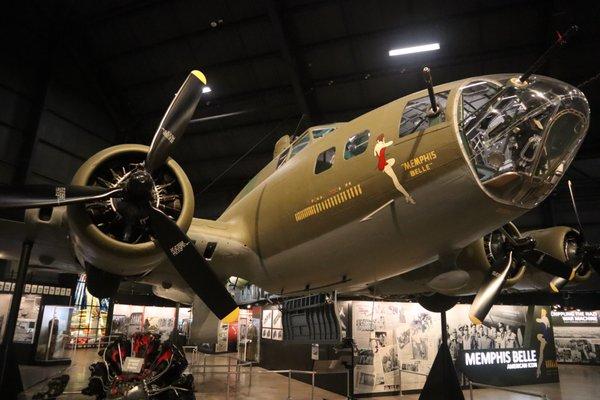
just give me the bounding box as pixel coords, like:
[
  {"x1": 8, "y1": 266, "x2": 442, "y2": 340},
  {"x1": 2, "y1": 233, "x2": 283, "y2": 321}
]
[
  {"x1": 67, "y1": 144, "x2": 195, "y2": 277},
  {"x1": 523, "y1": 226, "x2": 591, "y2": 281},
  {"x1": 456, "y1": 222, "x2": 527, "y2": 289}
]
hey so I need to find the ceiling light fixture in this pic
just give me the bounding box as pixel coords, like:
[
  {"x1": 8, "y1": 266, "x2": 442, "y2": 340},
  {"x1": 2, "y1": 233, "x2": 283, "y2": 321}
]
[
  {"x1": 389, "y1": 42, "x2": 440, "y2": 57},
  {"x1": 202, "y1": 86, "x2": 212, "y2": 94}
]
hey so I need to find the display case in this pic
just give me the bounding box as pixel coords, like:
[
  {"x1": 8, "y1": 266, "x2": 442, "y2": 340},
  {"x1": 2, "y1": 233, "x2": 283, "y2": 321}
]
[{"x1": 35, "y1": 305, "x2": 73, "y2": 363}]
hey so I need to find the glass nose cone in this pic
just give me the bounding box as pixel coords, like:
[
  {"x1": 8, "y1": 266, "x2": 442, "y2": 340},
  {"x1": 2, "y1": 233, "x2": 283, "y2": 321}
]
[{"x1": 458, "y1": 75, "x2": 590, "y2": 208}]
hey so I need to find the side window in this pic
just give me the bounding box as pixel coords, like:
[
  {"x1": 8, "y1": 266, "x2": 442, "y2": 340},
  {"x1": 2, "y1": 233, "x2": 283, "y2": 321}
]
[
  {"x1": 276, "y1": 148, "x2": 289, "y2": 168},
  {"x1": 289, "y1": 133, "x2": 310, "y2": 159},
  {"x1": 399, "y1": 90, "x2": 450, "y2": 137},
  {"x1": 312, "y1": 127, "x2": 335, "y2": 139},
  {"x1": 344, "y1": 130, "x2": 370, "y2": 159},
  {"x1": 315, "y1": 147, "x2": 336, "y2": 174}
]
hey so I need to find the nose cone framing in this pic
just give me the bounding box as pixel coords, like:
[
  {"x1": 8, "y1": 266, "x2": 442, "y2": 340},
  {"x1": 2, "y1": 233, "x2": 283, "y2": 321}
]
[{"x1": 457, "y1": 74, "x2": 589, "y2": 208}]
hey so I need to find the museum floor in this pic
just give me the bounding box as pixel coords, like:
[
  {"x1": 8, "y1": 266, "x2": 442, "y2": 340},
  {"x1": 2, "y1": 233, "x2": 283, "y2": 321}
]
[{"x1": 20, "y1": 349, "x2": 600, "y2": 399}]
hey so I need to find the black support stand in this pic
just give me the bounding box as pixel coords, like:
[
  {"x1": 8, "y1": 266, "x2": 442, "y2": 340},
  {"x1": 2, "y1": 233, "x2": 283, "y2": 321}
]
[
  {"x1": 172, "y1": 303, "x2": 180, "y2": 345},
  {"x1": 0, "y1": 240, "x2": 33, "y2": 396},
  {"x1": 418, "y1": 311, "x2": 465, "y2": 400}
]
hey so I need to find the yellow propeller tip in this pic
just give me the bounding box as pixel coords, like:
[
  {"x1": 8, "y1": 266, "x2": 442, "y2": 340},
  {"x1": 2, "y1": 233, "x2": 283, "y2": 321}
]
[
  {"x1": 191, "y1": 70, "x2": 207, "y2": 85},
  {"x1": 221, "y1": 307, "x2": 240, "y2": 323},
  {"x1": 469, "y1": 315, "x2": 482, "y2": 325},
  {"x1": 550, "y1": 282, "x2": 560, "y2": 293}
]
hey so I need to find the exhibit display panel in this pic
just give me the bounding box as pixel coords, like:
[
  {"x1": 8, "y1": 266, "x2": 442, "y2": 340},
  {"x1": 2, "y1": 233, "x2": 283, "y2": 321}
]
[
  {"x1": 551, "y1": 309, "x2": 600, "y2": 364},
  {"x1": 349, "y1": 301, "x2": 558, "y2": 396},
  {"x1": 0, "y1": 293, "x2": 43, "y2": 344},
  {"x1": 447, "y1": 305, "x2": 558, "y2": 386},
  {"x1": 261, "y1": 307, "x2": 284, "y2": 341},
  {"x1": 14, "y1": 294, "x2": 41, "y2": 343},
  {"x1": 112, "y1": 304, "x2": 176, "y2": 341},
  {"x1": 352, "y1": 301, "x2": 441, "y2": 394},
  {"x1": 0, "y1": 293, "x2": 10, "y2": 341}
]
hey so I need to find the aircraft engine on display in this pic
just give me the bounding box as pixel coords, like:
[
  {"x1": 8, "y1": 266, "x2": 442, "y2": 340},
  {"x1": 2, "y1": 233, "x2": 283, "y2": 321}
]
[
  {"x1": 0, "y1": 71, "x2": 239, "y2": 320},
  {"x1": 66, "y1": 144, "x2": 195, "y2": 297},
  {"x1": 457, "y1": 224, "x2": 586, "y2": 291}
]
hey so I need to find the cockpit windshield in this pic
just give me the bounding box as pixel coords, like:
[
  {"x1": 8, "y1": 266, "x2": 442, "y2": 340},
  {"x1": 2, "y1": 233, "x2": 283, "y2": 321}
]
[{"x1": 458, "y1": 76, "x2": 589, "y2": 207}]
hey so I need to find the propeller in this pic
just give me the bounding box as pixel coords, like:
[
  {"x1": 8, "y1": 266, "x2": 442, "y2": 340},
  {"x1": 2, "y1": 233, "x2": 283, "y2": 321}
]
[
  {"x1": 549, "y1": 180, "x2": 600, "y2": 292},
  {"x1": 470, "y1": 252, "x2": 513, "y2": 325},
  {"x1": 469, "y1": 224, "x2": 573, "y2": 324},
  {"x1": 147, "y1": 206, "x2": 237, "y2": 318},
  {"x1": 145, "y1": 71, "x2": 207, "y2": 174},
  {"x1": 0, "y1": 70, "x2": 238, "y2": 320},
  {"x1": 0, "y1": 185, "x2": 123, "y2": 209}
]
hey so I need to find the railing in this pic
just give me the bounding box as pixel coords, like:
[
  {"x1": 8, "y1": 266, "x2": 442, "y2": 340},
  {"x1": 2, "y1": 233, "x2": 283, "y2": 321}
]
[
  {"x1": 399, "y1": 368, "x2": 551, "y2": 399},
  {"x1": 185, "y1": 349, "x2": 350, "y2": 399},
  {"x1": 184, "y1": 350, "x2": 552, "y2": 399},
  {"x1": 468, "y1": 380, "x2": 551, "y2": 400}
]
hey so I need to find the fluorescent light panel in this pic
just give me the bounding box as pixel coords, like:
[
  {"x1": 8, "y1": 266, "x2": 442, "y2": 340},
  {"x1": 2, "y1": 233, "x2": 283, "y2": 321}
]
[{"x1": 389, "y1": 42, "x2": 440, "y2": 56}]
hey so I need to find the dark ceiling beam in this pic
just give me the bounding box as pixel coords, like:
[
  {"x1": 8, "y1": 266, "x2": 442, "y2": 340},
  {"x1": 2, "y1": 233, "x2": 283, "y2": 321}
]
[
  {"x1": 266, "y1": 0, "x2": 317, "y2": 121},
  {"x1": 65, "y1": 34, "x2": 132, "y2": 142},
  {"x1": 96, "y1": 12, "x2": 269, "y2": 64},
  {"x1": 94, "y1": 0, "x2": 335, "y2": 64},
  {"x1": 133, "y1": 83, "x2": 294, "y2": 120},
  {"x1": 108, "y1": 0, "x2": 547, "y2": 94},
  {"x1": 122, "y1": 49, "x2": 279, "y2": 91},
  {"x1": 133, "y1": 37, "x2": 553, "y2": 121}
]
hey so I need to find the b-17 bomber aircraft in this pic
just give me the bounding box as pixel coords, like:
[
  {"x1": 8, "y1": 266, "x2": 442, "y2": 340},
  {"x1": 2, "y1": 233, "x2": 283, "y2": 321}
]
[{"x1": 1, "y1": 33, "x2": 599, "y2": 326}]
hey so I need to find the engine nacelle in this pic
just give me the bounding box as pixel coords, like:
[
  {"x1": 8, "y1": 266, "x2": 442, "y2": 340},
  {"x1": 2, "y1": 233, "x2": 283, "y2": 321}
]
[
  {"x1": 523, "y1": 226, "x2": 591, "y2": 281},
  {"x1": 456, "y1": 222, "x2": 527, "y2": 290},
  {"x1": 67, "y1": 144, "x2": 195, "y2": 277}
]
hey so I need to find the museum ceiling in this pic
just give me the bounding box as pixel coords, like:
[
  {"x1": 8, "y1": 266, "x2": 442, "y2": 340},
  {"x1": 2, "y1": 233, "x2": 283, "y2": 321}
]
[{"x1": 2, "y1": 0, "x2": 600, "y2": 223}]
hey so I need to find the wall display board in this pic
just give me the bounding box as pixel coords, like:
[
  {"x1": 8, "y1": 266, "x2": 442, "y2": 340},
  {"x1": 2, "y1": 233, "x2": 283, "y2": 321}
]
[
  {"x1": 112, "y1": 304, "x2": 176, "y2": 341},
  {"x1": 216, "y1": 322, "x2": 229, "y2": 353},
  {"x1": 447, "y1": 305, "x2": 559, "y2": 386},
  {"x1": 352, "y1": 301, "x2": 441, "y2": 394},
  {"x1": 551, "y1": 309, "x2": 600, "y2": 364},
  {"x1": 0, "y1": 294, "x2": 11, "y2": 342},
  {"x1": 350, "y1": 302, "x2": 558, "y2": 395},
  {"x1": 261, "y1": 309, "x2": 272, "y2": 339},
  {"x1": 14, "y1": 294, "x2": 42, "y2": 343},
  {"x1": 261, "y1": 307, "x2": 283, "y2": 341}
]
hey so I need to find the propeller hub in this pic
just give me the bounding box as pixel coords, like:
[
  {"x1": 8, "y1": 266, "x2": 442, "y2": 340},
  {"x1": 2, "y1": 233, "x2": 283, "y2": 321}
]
[{"x1": 125, "y1": 170, "x2": 155, "y2": 204}]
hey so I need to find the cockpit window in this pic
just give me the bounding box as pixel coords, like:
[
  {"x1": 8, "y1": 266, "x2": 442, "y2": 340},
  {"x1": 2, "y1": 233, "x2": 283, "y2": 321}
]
[
  {"x1": 289, "y1": 132, "x2": 310, "y2": 159},
  {"x1": 399, "y1": 91, "x2": 450, "y2": 137},
  {"x1": 276, "y1": 148, "x2": 289, "y2": 169},
  {"x1": 312, "y1": 127, "x2": 335, "y2": 139}
]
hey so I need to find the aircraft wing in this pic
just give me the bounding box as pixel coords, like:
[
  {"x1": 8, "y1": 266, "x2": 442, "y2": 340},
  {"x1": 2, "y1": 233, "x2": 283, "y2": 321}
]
[
  {"x1": 138, "y1": 217, "x2": 259, "y2": 305},
  {"x1": 0, "y1": 208, "x2": 81, "y2": 273}
]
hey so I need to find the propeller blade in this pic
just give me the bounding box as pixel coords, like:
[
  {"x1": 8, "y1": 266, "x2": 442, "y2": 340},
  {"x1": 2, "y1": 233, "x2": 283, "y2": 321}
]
[
  {"x1": 145, "y1": 70, "x2": 207, "y2": 173},
  {"x1": 0, "y1": 185, "x2": 123, "y2": 209},
  {"x1": 521, "y1": 249, "x2": 573, "y2": 280},
  {"x1": 469, "y1": 251, "x2": 513, "y2": 325},
  {"x1": 146, "y1": 206, "x2": 237, "y2": 320},
  {"x1": 549, "y1": 263, "x2": 581, "y2": 293}
]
